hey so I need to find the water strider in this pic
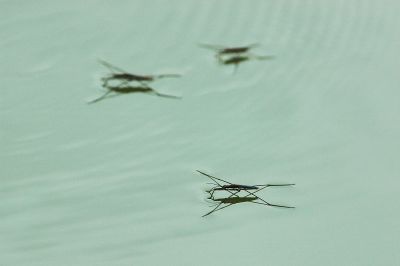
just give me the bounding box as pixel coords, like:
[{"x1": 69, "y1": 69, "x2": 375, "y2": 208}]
[
  {"x1": 199, "y1": 43, "x2": 273, "y2": 72},
  {"x1": 197, "y1": 170, "x2": 295, "y2": 217},
  {"x1": 98, "y1": 59, "x2": 181, "y2": 87},
  {"x1": 88, "y1": 60, "x2": 182, "y2": 103}
]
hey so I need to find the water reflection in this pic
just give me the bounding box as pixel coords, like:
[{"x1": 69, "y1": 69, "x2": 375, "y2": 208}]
[{"x1": 88, "y1": 85, "x2": 181, "y2": 104}]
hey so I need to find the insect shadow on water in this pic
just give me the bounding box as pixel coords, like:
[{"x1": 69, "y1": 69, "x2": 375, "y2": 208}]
[
  {"x1": 199, "y1": 43, "x2": 274, "y2": 73},
  {"x1": 197, "y1": 170, "x2": 295, "y2": 217},
  {"x1": 88, "y1": 60, "x2": 181, "y2": 104},
  {"x1": 87, "y1": 85, "x2": 182, "y2": 104}
]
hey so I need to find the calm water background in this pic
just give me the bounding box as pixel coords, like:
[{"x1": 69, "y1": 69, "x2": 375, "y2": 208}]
[{"x1": 1, "y1": 0, "x2": 400, "y2": 265}]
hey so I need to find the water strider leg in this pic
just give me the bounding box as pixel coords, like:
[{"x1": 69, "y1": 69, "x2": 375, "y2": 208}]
[
  {"x1": 198, "y1": 43, "x2": 225, "y2": 51},
  {"x1": 207, "y1": 187, "x2": 239, "y2": 199},
  {"x1": 247, "y1": 184, "x2": 295, "y2": 195},
  {"x1": 242, "y1": 189, "x2": 295, "y2": 209},
  {"x1": 247, "y1": 54, "x2": 275, "y2": 61},
  {"x1": 196, "y1": 170, "x2": 235, "y2": 186},
  {"x1": 207, "y1": 203, "x2": 235, "y2": 216},
  {"x1": 136, "y1": 80, "x2": 152, "y2": 89},
  {"x1": 87, "y1": 90, "x2": 113, "y2": 104},
  {"x1": 209, "y1": 188, "x2": 218, "y2": 198},
  {"x1": 155, "y1": 73, "x2": 181, "y2": 79},
  {"x1": 98, "y1": 59, "x2": 129, "y2": 73},
  {"x1": 203, "y1": 203, "x2": 235, "y2": 217},
  {"x1": 101, "y1": 77, "x2": 110, "y2": 87},
  {"x1": 233, "y1": 63, "x2": 239, "y2": 74},
  {"x1": 154, "y1": 92, "x2": 182, "y2": 99},
  {"x1": 202, "y1": 202, "x2": 223, "y2": 217},
  {"x1": 256, "y1": 184, "x2": 295, "y2": 187},
  {"x1": 203, "y1": 190, "x2": 242, "y2": 217},
  {"x1": 251, "y1": 201, "x2": 295, "y2": 208}
]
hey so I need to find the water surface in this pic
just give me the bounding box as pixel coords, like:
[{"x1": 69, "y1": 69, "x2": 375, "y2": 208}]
[{"x1": 1, "y1": 1, "x2": 400, "y2": 265}]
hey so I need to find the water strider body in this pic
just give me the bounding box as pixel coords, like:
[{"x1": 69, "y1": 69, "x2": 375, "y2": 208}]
[
  {"x1": 199, "y1": 43, "x2": 259, "y2": 56},
  {"x1": 102, "y1": 72, "x2": 181, "y2": 87},
  {"x1": 213, "y1": 184, "x2": 259, "y2": 192},
  {"x1": 102, "y1": 73, "x2": 154, "y2": 85}
]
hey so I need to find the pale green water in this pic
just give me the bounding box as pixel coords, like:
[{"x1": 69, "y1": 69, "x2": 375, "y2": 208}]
[{"x1": 1, "y1": 1, "x2": 400, "y2": 265}]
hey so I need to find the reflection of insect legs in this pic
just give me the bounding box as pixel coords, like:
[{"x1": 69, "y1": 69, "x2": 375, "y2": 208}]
[{"x1": 203, "y1": 188, "x2": 294, "y2": 217}]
